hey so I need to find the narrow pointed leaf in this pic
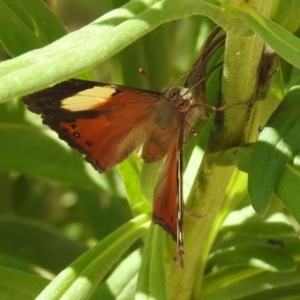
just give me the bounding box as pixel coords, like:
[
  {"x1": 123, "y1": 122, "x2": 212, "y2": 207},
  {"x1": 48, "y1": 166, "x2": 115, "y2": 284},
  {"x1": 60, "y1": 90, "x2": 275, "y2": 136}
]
[
  {"x1": 233, "y1": 3, "x2": 300, "y2": 68},
  {"x1": 248, "y1": 86, "x2": 300, "y2": 215},
  {"x1": 36, "y1": 214, "x2": 149, "y2": 300}
]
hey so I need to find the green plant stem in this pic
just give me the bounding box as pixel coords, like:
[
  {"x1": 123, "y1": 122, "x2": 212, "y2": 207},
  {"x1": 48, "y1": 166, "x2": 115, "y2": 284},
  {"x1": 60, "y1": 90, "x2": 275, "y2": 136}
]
[
  {"x1": 165, "y1": 2, "x2": 273, "y2": 299},
  {"x1": 169, "y1": 157, "x2": 236, "y2": 300}
]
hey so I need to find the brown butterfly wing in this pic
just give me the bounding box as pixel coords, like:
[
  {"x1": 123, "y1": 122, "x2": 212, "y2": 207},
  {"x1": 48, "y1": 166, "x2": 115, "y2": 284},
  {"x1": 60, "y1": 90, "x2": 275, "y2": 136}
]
[
  {"x1": 152, "y1": 141, "x2": 179, "y2": 237},
  {"x1": 22, "y1": 79, "x2": 161, "y2": 172},
  {"x1": 23, "y1": 79, "x2": 186, "y2": 266},
  {"x1": 151, "y1": 119, "x2": 185, "y2": 267}
]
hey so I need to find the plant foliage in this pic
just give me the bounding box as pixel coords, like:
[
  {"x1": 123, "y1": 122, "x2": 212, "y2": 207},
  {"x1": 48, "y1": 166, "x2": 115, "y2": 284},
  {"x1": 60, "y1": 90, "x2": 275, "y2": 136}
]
[{"x1": 1, "y1": 0, "x2": 300, "y2": 299}]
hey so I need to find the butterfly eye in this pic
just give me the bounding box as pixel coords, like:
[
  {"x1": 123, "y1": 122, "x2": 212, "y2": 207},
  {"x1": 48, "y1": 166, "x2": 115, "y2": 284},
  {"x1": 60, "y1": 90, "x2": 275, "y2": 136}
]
[
  {"x1": 165, "y1": 86, "x2": 181, "y2": 102},
  {"x1": 177, "y1": 99, "x2": 191, "y2": 112}
]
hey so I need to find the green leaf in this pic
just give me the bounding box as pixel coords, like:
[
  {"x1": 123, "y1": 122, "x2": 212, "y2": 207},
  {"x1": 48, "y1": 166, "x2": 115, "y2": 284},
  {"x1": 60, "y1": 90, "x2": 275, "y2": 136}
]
[
  {"x1": 0, "y1": 0, "x2": 67, "y2": 56},
  {"x1": 274, "y1": 162, "x2": 300, "y2": 225},
  {"x1": 36, "y1": 214, "x2": 149, "y2": 300},
  {"x1": 0, "y1": 266, "x2": 49, "y2": 300},
  {"x1": 0, "y1": 217, "x2": 87, "y2": 274},
  {"x1": 232, "y1": 2, "x2": 300, "y2": 69},
  {"x1": 0, "y1": 0, "x2": 249, "y2": 102},
  {"x1": 118, "y1": 157, "x2": 152, "y2": 217},
  {"x1": 222, "y1": 207, "x2": 297, "y2": 238},
  {"x1": 270, "y1": 0, "x2": 300, "y2": 33},
  {"x1": 248, "y1": 86, "x2": 300, "y2": 216},
  {"x1": 93, "y1": 250, "x2": 142, "y2": 300},
  {"x1": 203, "y1": 264, "x2": 300, "y2": 300},
  {"x1": 207, "y1": 245, "x2": 296, "y2": 272},
  {"x1": 136, "y1": 224, "x2": 168, "y2": 300},
  {"x1": 75, "y1": 187, "x2": 132, "y2": 240},
  {"x1": 140, "y1": 159, "x2": 164, "y2": 203}
]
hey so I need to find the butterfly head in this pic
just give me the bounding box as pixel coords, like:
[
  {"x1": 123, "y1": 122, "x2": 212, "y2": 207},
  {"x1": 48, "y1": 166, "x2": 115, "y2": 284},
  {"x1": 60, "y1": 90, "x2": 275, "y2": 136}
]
[{"x1": 163, "y1": 86, "x2": 194, "y2": 113}]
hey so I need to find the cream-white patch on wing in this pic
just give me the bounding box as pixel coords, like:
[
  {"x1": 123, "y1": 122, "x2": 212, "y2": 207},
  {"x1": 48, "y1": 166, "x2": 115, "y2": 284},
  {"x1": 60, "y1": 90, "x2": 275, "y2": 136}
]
[{"x1": 61, "y1": 86, "x2": 116, "y2": 111}]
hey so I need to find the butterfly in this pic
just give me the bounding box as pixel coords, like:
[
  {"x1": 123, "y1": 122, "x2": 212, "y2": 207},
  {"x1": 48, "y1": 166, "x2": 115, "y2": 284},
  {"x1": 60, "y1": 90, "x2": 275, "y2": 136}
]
[
  {"x1": 22, "y1": 78, "x2": 204, "y2": 267},
  {"x1": 22, "y1": 27, "x2": 225, "y2": 268}
]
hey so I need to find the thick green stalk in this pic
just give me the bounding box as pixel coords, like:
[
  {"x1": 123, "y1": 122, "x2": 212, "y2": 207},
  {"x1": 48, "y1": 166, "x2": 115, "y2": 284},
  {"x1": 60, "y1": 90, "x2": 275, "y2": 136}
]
[{"x1": 167, "y1": 1, "x2": 273, "y2": 299}]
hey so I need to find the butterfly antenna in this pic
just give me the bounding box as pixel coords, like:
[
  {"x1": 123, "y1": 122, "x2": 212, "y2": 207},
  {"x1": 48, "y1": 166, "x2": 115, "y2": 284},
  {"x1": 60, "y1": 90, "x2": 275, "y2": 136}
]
[
  {"x1": 171, "y1": 29, "x2": 226, "y2": 89},
  {"x1": 187, "y1": 61, "x2": 223, "y2": 95},
  {"x1": 139, "y1": 68, "x2": 161, "y2": 92},
  {"x1": 168, "y1": 66, "x2": 198, "y2": 87}
]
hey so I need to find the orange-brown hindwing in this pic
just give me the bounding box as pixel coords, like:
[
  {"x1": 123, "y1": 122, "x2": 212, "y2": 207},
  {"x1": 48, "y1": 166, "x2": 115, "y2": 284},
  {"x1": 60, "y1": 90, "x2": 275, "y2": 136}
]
[{"x1": 152, "y1": 123, "x2": 185, "y2": 267}]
